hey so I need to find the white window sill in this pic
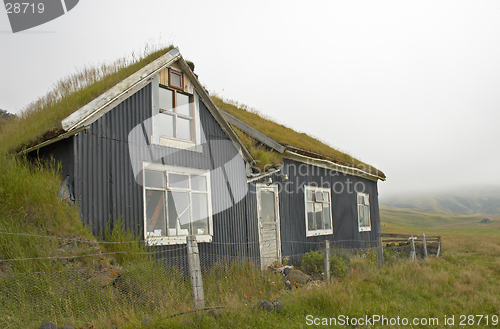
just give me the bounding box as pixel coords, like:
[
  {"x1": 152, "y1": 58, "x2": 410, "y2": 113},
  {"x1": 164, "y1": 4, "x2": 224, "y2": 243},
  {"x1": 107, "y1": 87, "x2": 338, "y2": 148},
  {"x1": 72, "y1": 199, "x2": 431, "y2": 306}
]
[
  {"x1": 153, "y1": 136, "x2": 202, "y2": 153},
  {"x1": 146, "y1": 235, "x2": 212, "y2": 246},
  {"x1": 306, "y1": 229, "x2": 333, "y2": 237},
  {"x1": 359, "y1": 227, "x2": 372, "y2": 232}
]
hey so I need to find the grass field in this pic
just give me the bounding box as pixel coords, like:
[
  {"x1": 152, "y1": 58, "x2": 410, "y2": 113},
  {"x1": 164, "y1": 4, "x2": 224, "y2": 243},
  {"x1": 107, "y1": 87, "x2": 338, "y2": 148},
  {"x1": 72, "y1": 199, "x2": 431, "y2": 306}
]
[{"x1": 105, "y1": 207, "x2": 500, "y2": 329}]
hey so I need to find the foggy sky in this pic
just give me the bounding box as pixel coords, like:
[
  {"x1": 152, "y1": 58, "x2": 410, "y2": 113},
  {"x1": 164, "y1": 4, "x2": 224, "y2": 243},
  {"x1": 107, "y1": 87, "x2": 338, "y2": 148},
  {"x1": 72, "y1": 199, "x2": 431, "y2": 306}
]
[{"x1": 1, "y1": 0, "x2": 499, "y2": 196}]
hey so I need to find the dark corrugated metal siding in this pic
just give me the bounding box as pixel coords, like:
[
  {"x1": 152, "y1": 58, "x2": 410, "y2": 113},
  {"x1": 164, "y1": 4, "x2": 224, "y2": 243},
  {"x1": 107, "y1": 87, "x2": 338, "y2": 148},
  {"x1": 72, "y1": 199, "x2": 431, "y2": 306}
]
[
  {"x1": 72, "y1": 83, "x2": 252, "y2": 264},
  {"x1": 249, "y1": 158, "x2": 380, "y2": 262},
  {"x1": 33, "y1": 82, "x2": 382, "y2": 269}
]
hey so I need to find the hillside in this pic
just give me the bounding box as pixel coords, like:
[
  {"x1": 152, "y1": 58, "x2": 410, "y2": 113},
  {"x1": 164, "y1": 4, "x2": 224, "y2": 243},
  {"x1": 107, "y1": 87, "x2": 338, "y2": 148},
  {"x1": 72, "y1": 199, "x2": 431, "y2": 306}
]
[{"x1": 380, "y1": 186, "x2": 500, "y2": 216}]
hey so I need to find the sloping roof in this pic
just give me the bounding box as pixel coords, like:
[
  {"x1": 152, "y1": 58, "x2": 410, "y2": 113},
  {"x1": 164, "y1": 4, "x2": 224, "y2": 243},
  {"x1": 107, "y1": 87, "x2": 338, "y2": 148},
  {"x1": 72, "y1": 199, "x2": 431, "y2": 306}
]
[
  {"x1": 12, "y1": 48, "x2": 252, "y2": 163},
  {"x1": 4, "y1": 46, "x2": 384, "y2": 181},
  {"x1": 212, "y1": 97, "x2": 386, "y2": 181}
]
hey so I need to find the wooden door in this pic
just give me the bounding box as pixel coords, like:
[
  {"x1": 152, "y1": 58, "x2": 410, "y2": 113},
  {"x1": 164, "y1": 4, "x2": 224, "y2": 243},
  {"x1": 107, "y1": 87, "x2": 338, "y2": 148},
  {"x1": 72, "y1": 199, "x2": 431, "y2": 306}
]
[{"x1": 257, "y1": 184, "x2": 281, "y2": 270}]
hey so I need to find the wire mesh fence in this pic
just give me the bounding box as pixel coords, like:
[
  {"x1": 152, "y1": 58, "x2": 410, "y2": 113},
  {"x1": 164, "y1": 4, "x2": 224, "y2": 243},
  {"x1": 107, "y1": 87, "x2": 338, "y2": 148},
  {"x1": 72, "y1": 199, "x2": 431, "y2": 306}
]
[{"x1": 0, "y1": 232, "x2": 434, "y2": 328}]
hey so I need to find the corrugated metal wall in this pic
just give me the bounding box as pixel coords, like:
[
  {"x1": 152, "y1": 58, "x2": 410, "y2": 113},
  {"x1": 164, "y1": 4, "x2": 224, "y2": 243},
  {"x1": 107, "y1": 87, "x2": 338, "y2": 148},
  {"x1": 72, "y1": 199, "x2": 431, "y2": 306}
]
[
  {"x1": 249, "y1": 158, "x2": 381, "y2": 262},
  {"x1": 72, "y1": 83, "x2": 253, "y2": 264}
]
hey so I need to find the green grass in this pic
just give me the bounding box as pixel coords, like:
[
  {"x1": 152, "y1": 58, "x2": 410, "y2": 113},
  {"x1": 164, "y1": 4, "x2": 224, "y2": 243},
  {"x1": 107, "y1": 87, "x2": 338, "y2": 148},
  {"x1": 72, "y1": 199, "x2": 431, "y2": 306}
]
[
  {"x1": 0, "y1": 45, "x2": 173, "y2": 155},
  {"x1": 212, "y1": 96, "x2": 385, "y2": 178}
]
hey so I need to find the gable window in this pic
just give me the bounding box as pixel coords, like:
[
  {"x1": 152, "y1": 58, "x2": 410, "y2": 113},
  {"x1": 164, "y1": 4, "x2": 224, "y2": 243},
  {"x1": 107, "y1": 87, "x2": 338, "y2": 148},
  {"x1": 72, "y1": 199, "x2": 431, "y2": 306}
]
[
  {"x1": 143, "y1": 163, "x2": 212, "y2": 245},
  {"x1": 168, "y1": 68, "x2": 183, "y2": 90},
  {"x1": 304, "y1": 186, "x2": 333, "y2": 237},
  {"x1": 158, "y1": 86, "x2": 194, "y2": 142},
  {"x1": 357, "y1": 193, "x2": 371, "y2": 232}
]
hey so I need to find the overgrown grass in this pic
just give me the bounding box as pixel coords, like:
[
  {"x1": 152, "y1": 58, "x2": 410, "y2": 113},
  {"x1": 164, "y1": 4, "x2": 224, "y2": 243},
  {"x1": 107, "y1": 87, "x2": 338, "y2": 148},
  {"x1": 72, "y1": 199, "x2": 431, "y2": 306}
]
[
  {"x1": 124, "y1": 232, "x2": 500, "y2": 328},
  {"x1": 0, "y1": 44, "x2": 174, "y2": 154},
  {"x1": 212, "y1": 95, "x2": 385, "y2": 178},
  {"x1": 0, "y1": 154, "x2": 93, "y2": 273}
]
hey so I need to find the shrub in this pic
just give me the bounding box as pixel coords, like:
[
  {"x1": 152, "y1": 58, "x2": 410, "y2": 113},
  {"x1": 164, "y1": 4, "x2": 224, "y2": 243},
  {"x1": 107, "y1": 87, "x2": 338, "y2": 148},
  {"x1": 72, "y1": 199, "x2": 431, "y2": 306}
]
[{"x1": 301, "y1": 249, "x2": 351, "y2": 279}]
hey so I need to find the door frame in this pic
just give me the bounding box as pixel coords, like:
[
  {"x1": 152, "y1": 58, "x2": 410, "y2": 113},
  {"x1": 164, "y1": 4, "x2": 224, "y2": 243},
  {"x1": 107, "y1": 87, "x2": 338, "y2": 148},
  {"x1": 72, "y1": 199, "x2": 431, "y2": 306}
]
[{"x1": 256, "y1": 183, "x2": 281, "y2": 270}]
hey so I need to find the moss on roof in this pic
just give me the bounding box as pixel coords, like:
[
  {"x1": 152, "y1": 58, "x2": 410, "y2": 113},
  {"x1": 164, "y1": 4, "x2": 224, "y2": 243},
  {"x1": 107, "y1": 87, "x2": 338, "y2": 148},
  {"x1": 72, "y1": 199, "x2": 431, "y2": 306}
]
[
  {"x1": 0, "y1": 46, "x2": 174, "y2": 154},
  {"x1": 211, "y1": 96, "x2": 385, "y2": 179}
]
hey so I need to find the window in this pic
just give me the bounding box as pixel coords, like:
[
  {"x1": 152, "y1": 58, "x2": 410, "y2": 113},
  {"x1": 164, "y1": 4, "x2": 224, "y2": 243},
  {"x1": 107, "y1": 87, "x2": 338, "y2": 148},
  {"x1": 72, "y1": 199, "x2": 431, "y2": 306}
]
[
  {"x1": 304, "y1": 186, "x2": 333, "y2": 237},
  {"x1": 158, "y1": 86, "x2": 194, "y2": 142},
  {"x1": 357, "y1": 193, "x2": 371, "y2": 232},
  {"x1": 143, "y1": 163, "x2": 212, "y2": 245},
  {"x1": 168, "y1": 68, "x2": 184, "y2": 90}
]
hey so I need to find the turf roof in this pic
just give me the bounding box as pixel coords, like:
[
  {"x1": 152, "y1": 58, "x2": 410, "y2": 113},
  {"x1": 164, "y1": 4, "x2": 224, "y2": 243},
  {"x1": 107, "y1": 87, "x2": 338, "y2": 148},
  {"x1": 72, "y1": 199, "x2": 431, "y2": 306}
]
[
  {"x1": 0, "y1": 46, "x2": 384, "y2": 180},
  {"x1": 211, "y1": 96, "x2": 385, "y2": 179},
  {"x1": 0, "y1": 46, "x2": 175, "y2": 154}
]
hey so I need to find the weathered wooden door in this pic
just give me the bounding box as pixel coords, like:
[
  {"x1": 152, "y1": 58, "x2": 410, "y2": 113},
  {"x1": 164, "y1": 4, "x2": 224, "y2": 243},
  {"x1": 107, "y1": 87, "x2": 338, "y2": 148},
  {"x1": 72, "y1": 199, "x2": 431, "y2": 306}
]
[{"x1": 257, "y1": 184, "x2": 281, "y2": 270}]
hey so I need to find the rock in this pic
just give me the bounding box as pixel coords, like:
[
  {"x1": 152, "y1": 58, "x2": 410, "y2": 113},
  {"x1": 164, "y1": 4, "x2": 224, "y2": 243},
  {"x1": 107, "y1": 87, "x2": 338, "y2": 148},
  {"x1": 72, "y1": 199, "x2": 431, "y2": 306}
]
[
  {"x1": 39, "y1": 322, "x2": 57, "y2": 329},
  {"x1": 284, "y1": 269, "x2": 311, "y2": 289},
  {"x1": 257, "y1": 300, "x2": 274, "y2": 311},
  {"x1": 141, "y1": 317, "x2": 152, "y2": 324},
  {"x1": 272, "y1": 300, "x2": 283, "y2": 312},
  {"x1": 481, "y1": 218, "x2": 492, "y2": 223},
  {"x1": 208, "y1": 309, "x2": 222, "y2": 318}
]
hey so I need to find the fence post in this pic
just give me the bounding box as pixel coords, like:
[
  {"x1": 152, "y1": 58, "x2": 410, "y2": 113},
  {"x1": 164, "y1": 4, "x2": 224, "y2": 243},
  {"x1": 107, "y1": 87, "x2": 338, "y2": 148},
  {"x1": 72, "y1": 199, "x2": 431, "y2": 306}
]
[
  {"x1": 436, "y1": 237, "x2": 442, "y2": 257},
  {"x1": 376, "y1": 236, "x2": 384, "y2": 267},
  {"x1": 187, "y1": 236, "x2": 205, "y2": 309},
  {"x1": 422, "y1": 233, "x2": 428, "y2": 258},
  {"x1": 324, "y1": 240, "x2": 330, "y2": 284},
  {"x1": 409, "y1": 236, "x2": 416, "y2": 261}
]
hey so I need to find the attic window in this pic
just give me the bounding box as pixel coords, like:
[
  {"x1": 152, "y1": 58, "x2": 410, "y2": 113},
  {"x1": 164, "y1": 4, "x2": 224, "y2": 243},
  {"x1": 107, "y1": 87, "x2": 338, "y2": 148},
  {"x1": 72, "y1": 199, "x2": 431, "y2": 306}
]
[
  {"x1": 169, "y1": 68, "x2": 183, "y2": 90},
  {"x1": 357, "y1": 193, "x2": 371, "y2": 232},
  {"x1": 158, "y1": 86, "x2": 194, "y2": 142},
  {"x1": 304, "y1": 186, "x2": 333, "y2": 237}
]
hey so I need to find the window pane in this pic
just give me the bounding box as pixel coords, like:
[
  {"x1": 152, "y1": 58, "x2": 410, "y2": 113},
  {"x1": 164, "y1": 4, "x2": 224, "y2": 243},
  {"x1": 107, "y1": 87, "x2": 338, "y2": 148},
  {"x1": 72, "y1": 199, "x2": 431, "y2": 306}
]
[
  {"x1": 260, "y1": 190, "x2": 276, "y2": 223},
  {"x1": 359, "y1": 205, "x2": 366, "y2": 227},
  {"x1": 315, "y1": 203, "x2": 323, "y2": 230},
  {"x1": 306, "y1": 190, "x2": 313, "y2": 202},
  {"x1": 358, "y1": 194, "x2": 363, "y2": 205},
  {"x1": 159, "y1": 88, "x2": 173, "y2": 111},
  {"x1": 169, "y1": 173, "x2": 189, "y2": 189},
  {"x1": 144, "y1": 170, "x2": 165, "y2": 189},
  {"x1": 176, "y1": 93, "x2": 191, "y2": 116},
  {"x1": 177, "y1": 117, "x2": 193, "y2": 141},
  {"x1": 170, "y1": 71, "x2": 182, "y2": 89},
  {"x1": 191, "y1": 175, "x2": 207, "y2": 191},
  {"x1": 315, "y1": 191, "x2": 323, "y2": 202},
  {"x1": 157, "y1": 112, "x2": 174, "y2": 138},
  {"x1": 323, "y1": 204, "x2": 331, "y2": 229},
  {"x1": 307, "y1": 202, "x2": 315, "y2": 231},
  {"x1": 168, "y1": 191, "x2": 190, "y2": 235},
  {"x1": 145, "y1": 190, "x2": 166, "y2": 236},
  {"x1": 323, "y1": 192, "x2": 330, "y2": 202},
  {"x1": 192, "y1": 193, "x2": 209, "y2": 235}
]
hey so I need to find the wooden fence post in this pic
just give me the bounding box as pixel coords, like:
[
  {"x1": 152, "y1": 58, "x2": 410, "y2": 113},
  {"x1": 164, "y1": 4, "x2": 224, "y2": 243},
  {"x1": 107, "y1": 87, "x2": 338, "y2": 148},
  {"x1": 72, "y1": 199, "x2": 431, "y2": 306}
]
[
  {"x1": 187, "y1": 236, "x2": 205, "y2": 309},
  {"x1": 422, "y1": 233, "x2": 428, "y2": 258},
  {"x1": 376, "y1": 236, "x2": 384, "y2": 267},
  {"x1": 409, "y1": 236, "x2": 416, "y2": 261},
  {"x1": 436, "y1": 237, "x2": 442, "y2": 257},
  {"x1": 324, "y1": 240, "x2": 330, "y2": 284}
]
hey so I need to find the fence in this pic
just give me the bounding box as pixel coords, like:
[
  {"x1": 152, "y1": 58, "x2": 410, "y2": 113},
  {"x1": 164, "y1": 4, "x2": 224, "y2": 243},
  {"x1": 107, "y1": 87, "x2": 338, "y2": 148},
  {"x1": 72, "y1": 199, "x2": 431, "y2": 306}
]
[{"x1": 0, "y1": 232, "x2": 440, "y2": 328}]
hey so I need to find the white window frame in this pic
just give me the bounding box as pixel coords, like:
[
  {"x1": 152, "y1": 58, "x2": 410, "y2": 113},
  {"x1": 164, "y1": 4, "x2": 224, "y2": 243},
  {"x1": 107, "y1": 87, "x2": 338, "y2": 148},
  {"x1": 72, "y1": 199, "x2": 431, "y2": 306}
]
[
  {"x1": 151, "y1": 74, "x2": 203, "y2": 152},
  {"x1": 143, "y1": 162, "x2": 213, "y2": 245},
  {"x1": 304, "y1": 186, "x2": 333, "y2": 237},
  {"x1": 357, "y1": 192, "x2": 371, "y2": 232}
]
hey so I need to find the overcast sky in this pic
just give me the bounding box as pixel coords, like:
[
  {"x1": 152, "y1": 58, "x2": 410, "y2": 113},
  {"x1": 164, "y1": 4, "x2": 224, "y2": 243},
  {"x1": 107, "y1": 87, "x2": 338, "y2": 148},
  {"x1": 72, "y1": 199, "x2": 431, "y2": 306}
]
[{"x1": 1, "y1": 0, "x2": 499, "y2": 197}]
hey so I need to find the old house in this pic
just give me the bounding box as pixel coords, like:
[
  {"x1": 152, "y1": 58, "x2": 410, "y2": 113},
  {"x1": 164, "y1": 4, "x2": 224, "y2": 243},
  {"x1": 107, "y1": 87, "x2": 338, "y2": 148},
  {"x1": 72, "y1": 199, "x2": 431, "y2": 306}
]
[{"x1": 26, "y1": 47, "x2": 386, "y2": 269}]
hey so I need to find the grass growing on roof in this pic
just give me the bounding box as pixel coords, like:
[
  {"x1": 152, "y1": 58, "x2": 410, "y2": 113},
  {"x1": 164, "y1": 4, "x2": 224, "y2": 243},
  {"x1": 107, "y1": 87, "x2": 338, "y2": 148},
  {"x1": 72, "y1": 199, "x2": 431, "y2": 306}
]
[
  {"x1": 0, "y1": 45, "x2": 174, "y2": 155},
  {"x1": 211, "y1": 96, "x2": 385, "y2": 177}
]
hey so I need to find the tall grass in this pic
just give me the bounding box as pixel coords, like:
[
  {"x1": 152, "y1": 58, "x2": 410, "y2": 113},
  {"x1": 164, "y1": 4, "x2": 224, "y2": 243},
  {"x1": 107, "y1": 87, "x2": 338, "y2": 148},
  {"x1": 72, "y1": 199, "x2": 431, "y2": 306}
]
[{"x1": 0, "y1": 44, "x2": 173, "y2": 154}]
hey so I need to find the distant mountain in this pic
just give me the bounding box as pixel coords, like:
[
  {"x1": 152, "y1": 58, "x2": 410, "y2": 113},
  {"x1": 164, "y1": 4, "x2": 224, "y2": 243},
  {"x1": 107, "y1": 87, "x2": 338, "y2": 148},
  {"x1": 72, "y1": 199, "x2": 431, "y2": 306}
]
[{"x1": 380, "y1": 186, "x2": 500, "y2": 216}]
